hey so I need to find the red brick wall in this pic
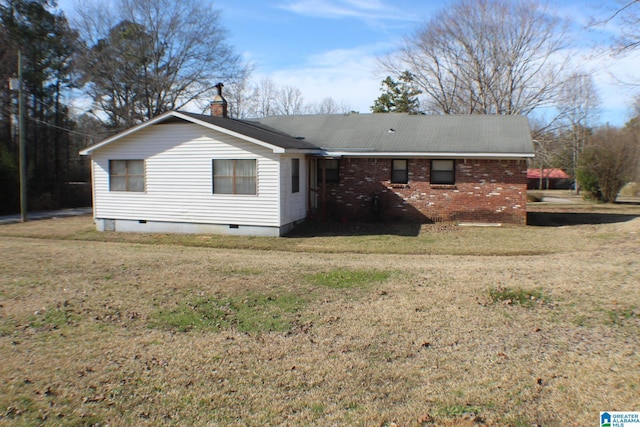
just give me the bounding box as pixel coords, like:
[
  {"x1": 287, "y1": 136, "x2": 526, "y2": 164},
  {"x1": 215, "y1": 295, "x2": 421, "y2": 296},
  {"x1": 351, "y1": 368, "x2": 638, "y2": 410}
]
[{"x1": 318, "y1": 158, "x2": 528, "y2": 224}]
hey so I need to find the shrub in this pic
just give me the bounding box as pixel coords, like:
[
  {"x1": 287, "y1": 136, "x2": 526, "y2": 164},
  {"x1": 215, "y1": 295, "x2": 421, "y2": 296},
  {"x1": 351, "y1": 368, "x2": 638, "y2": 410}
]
[
  {"x1": 576, "y1": 167, "x2": 601, "y2": 201},
  {"x1": 578, "y1": 127, "x2": 639, "y2": 202}
]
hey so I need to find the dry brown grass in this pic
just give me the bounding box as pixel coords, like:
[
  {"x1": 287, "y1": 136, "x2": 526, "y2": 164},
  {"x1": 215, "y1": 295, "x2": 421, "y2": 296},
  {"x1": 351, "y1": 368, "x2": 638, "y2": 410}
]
[{"x1": 0, "y1": 209, "x2": 639, "y2": 426}]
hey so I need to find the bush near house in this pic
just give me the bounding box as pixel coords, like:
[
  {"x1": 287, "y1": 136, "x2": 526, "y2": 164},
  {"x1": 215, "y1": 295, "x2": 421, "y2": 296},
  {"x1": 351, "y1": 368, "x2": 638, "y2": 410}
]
[{"x1": 578, "y1": 127, "x2": 639, "y2": 203}]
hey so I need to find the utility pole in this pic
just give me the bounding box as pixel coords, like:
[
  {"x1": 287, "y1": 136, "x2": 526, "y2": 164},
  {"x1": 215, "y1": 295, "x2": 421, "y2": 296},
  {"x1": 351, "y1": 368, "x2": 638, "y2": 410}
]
[{"x1": 18, "y1": 50, "x2": 28, "y2": 222}]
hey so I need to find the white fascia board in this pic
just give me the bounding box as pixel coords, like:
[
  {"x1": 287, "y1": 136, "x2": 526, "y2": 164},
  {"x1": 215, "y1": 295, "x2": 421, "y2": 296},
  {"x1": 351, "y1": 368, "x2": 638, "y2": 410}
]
[
  {"x1": 322, "y1": 151, "x2": 535, "y2": 159},
  {"x1": 283, "y1": 148, "x2": 322, "y2": 155}
]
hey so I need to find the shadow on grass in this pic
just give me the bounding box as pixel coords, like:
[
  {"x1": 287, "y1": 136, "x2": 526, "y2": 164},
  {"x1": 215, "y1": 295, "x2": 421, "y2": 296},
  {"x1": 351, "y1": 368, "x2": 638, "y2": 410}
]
[
  {"x1": 615, "y1": 199, "x2": 640, "y2": 205},
  {"x1": 286, "y1": 220, "x2": 423, "y2": 237},
  {"x1": 527, "y1": 212, "x2": 640, "y2": 227}
]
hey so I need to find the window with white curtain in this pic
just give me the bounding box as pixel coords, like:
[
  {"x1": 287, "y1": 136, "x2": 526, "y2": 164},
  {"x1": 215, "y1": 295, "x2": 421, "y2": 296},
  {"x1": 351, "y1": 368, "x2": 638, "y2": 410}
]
[
  {"x1": 109, "y1": 160, "x2": 145, "y2": 192},
  {"x1": 212, "y1": 159, "x2": 257, "y2": 195}
]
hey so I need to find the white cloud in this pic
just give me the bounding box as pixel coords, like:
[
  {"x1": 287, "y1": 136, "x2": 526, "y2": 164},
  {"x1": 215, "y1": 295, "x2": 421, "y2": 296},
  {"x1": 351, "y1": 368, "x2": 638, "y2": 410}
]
[
  {"x1": 253, "y1": 44, "x2": 390, "y2": 113},
  {"x1": 277, "y1": 0, "x2": 417, "y2": 22}
]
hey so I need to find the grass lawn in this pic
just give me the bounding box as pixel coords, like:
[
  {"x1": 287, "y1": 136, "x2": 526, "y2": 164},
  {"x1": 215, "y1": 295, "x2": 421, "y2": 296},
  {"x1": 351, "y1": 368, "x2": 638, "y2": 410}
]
[{"x1": 0, "y1": 203, "x2": 639, "y2": 426}]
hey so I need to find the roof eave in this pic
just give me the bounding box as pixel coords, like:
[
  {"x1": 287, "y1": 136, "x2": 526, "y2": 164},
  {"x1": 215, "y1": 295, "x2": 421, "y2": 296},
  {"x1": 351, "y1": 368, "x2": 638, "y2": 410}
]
[
  {"x1": 282, "y1": 148, "x2": 323, "y2": 155},
  {"x1": 321, "y1": 151, "x2": 535, "y2": 159}
]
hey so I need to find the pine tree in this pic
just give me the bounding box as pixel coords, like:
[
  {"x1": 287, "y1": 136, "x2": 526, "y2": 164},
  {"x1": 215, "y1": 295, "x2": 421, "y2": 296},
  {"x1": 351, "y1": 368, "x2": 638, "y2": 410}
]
[
  {"x1": 371, "y1": 71, "x2": 421, "y2": 113},
  {"x1": 0, "y1": 0, "x2": 79, "y2": 210}
]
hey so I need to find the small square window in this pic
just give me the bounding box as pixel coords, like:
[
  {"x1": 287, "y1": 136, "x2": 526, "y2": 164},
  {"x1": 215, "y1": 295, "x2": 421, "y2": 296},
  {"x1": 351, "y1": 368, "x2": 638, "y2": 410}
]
[
  {"x1": 391, "y1": 159, "x2": 408, "y2": 184},
  {"x1": 109, "y1": 160, "x2": 145, "y2": 192},
  {"x1": 431, "y1": 159, "x2": 455, "y2": 184}
]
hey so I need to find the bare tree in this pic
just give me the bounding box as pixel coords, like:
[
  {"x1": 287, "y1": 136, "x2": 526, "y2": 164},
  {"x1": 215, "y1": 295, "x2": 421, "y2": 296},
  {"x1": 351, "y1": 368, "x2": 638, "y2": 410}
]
[
  {"x1": 555, "y1": 72, "x2": 601, "y2": 192},
  {"x1": 529, "y1": 117, "x2": 559, "y2": 190},
  {"x1": 237, "y1": 78, "x2": 351, "y2": 118},
  {"x1": 248, "y1": 77, "x2": 277, "y2": 118},
  {"x1": 75, "y1": 0, "x2": 249, "y2": 130},
  {"x1": 594, "y1": 0, "x2": 640, "y2": 54},
  {"x1": 633, "y1": 94, "x2": 640, "y2": 117},
  {"x1": 238, "y1": 78, "x2": 311, "y2": 118},
  {"x1": 381, "y1": 0, "x2": 569, "y2": 116},
  {"x1": 310, "y1": 97, "x2": 351, "y2": 115},
  {"x1": 274, "y1": 85, "x2": 307, "y2": 116},
  {"x1": 627, "y1": 94, "x2": 640, "y2": 129}
]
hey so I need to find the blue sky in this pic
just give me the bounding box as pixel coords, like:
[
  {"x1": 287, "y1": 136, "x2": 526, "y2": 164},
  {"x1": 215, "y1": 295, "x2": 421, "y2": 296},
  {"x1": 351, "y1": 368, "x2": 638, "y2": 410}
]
[
  {"x1": 213, "y1": 0, "x2": 640, "y2": 126},
  {"x1": 216, "y1": 0, "x2": 438, "y2": 70},
  {"x1": 60, "y1": 0, "x2": 640, "y2": 126}
]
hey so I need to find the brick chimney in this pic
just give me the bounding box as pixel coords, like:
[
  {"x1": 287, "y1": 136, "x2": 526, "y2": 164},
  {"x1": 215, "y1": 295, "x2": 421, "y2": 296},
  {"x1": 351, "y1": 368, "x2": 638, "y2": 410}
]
[{"x1": 210, "y1": 82, "x2": 228, "y2": 118}]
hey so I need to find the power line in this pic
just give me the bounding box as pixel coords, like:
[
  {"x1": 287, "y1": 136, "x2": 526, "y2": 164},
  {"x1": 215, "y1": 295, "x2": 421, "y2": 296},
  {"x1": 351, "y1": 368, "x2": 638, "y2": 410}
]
[
  {"x1": 27, "y1": 116, "x2": 97, "y2": 138},
  {"x1": 25, "y1": 93, "x2": 98, "y2": 138}
]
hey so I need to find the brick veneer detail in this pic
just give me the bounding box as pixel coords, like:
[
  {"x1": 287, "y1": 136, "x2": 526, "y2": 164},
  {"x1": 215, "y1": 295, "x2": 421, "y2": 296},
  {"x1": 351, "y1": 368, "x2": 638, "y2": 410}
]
[{"x1": 317, "y1": 158, "x2": 527, "y2": 224}]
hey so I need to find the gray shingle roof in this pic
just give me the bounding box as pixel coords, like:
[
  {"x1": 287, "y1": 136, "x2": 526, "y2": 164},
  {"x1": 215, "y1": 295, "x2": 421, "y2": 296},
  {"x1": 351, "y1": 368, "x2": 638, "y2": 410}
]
[
  {"x1": 179, "y1": 112, "x2": 318, "y2": 150},
  {"x1": 81, "y1": 111, "x2": 534, "y2": 158},
  {"x1": 256, "y1": 113, "x2": 534, "y2": 156}
]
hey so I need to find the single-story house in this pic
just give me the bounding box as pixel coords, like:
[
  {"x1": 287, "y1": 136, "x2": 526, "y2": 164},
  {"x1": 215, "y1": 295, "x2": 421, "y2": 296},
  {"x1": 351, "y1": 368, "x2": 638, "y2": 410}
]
[
  {"x1": 80, "y1": 87, "x2": 534, "y2": 236},
  {"x1": 527, "y1": 168, "x2": 572, "y2": 190}
]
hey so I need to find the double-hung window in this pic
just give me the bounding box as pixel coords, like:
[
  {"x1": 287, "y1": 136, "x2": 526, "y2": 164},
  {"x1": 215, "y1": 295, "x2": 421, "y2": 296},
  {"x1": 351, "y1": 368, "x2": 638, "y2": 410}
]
[
  {"x1": 430, "y1": 159, "x2": 455, "y2": 185},
  {"x1": 109, "y1": 160, "x2": 145, "y2": 192},
  {"x1": 391, "y1": 159, "x2": 408, "y2": 184},
  {"x1": 212, "y1": 159, "x2": 257, "y2": 195}
]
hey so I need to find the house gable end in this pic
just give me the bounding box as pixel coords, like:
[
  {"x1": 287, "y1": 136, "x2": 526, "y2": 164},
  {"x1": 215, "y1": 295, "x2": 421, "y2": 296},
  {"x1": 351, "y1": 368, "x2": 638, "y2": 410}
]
[{"x1": 80, "y1": 111, "x2": 318, "y2": 157}]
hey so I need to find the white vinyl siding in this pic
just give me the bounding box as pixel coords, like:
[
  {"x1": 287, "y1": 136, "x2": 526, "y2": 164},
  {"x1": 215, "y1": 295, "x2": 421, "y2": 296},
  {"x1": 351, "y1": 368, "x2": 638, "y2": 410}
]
[
  {"x1": 279, "y1": 155, "x2": 307, "y2": 225},
  {"x1": 91, "y1": 123, "x2": 281, "y2": 227}
]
